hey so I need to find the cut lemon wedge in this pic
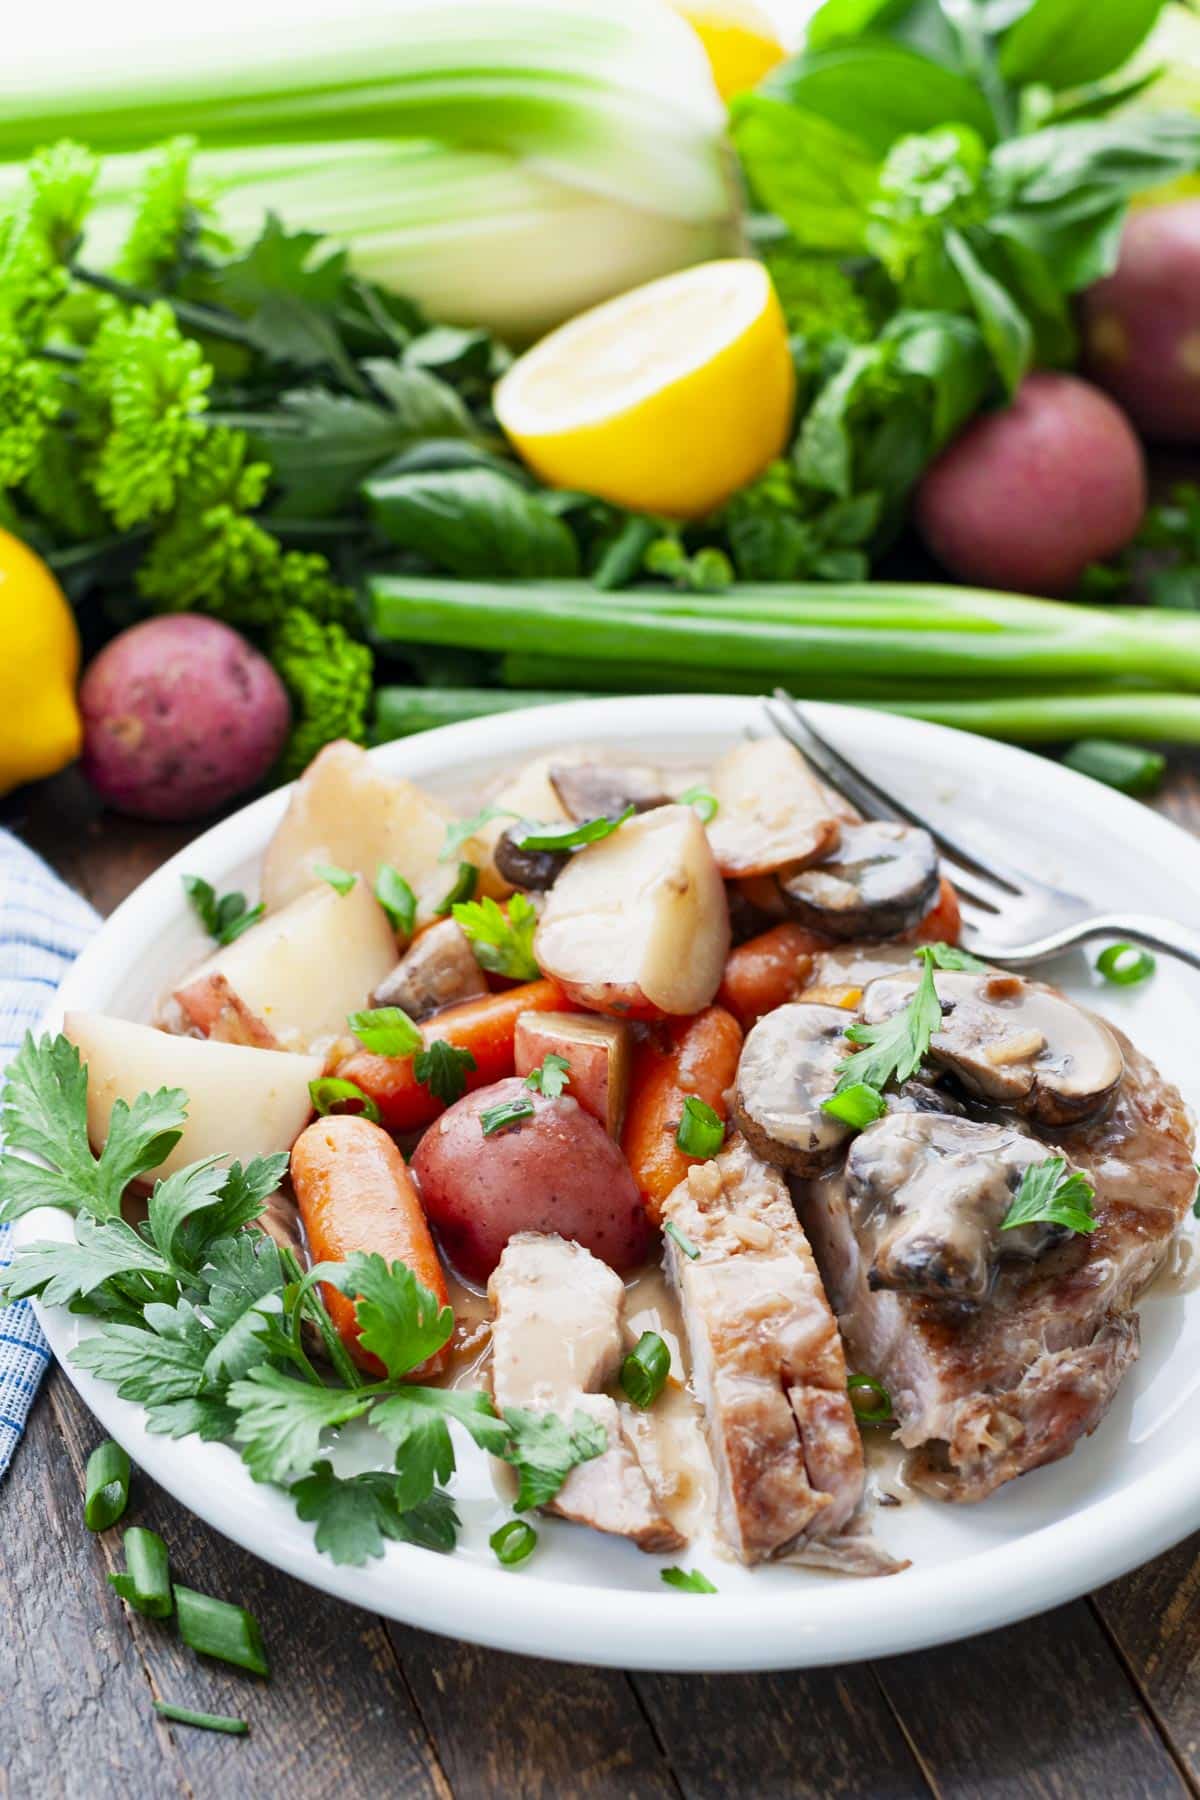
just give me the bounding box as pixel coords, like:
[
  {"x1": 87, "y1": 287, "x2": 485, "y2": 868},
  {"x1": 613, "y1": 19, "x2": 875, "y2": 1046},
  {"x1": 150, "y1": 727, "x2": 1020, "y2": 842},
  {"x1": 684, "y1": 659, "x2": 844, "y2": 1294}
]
[
  {"x1": 670, "y1": 0, "x2": 788, "y2": 100},
  {"x1": 494, "y1": 259, "x2": 796, "y2": 519}
]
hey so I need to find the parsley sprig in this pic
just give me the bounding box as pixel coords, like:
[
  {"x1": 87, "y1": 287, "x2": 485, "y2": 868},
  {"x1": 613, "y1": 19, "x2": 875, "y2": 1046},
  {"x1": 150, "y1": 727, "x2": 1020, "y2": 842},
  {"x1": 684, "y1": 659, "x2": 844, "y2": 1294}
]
[
  {"x1": 182, "y1": 875, "x2": 264, "y2": 947},
  {"x1": 452, "y1": 894, "x2": 540, "y2": 981},
  {"x1": 0, "y1": 1033, "x2": 606, "y2": 1568},
  {"x1": 829, "y1": 942, "x2": 982, "y2": 1110},
  {"x1": 1000, "y1": 1157, "x2": 1097, "y2": 1236}
]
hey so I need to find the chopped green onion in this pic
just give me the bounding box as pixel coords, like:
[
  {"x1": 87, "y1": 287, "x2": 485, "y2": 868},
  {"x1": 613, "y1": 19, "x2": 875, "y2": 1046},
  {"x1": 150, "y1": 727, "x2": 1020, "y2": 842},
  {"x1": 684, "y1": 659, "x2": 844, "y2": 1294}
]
[
  {"x1": 313, "y1": 862, "x2": 357, "y2": 895},
  {"x1": 153, "y1": 1701, "x2": 249, "y2": 1735},
  {"x1": 442, "y1": 806, "x2": 517, "y2": 862},
  {"x1": 182, "y1": 875, "x2": 264, "y2": 947},
  {"x1": 848, "y1": 1374, "x2": 893, "y2": 1424},
  {"x1": 375, "y1": 864, "x2": 417, "y2": 937},
  {"x1": 660, "y1": 1566, "x2": 717, "y2": 1593},
  {"x1": 480, "y1": 1096, "x2": 535, "y2": 1137},
  {"x1": 347, "y1": 1007, "x2": 423, "y2": 1057},
  {"x1": 108, "y1": 1526, "x2": 172, "y2": 1618},
  {"x1": 309, "y1": 1076, "x2": 381, "y2": 1124},
  {"x1": 84, "y1": 1440, "x2": 131, "y2": 1531},
  {"x1": 435, "y1": 861, "x2": 479, "y2": 916},
  {"x1": 664, "y1": 1219, "x2": 700, "y2": 1260},
  {"x1": 821, "y1": 1082, "x2": 887, "y2": 1130},
  {"x1": 1096, "y1": 943, "x2": 1156, "y2": 986},
  {"x1": 675, "y1": 1095, "x2": 725, "y2": 1158},
  {"x1": 524, "y1": 1053, "x2": 570, "y2": 1098},
  {"x1": 174, "y1": 1587, "x2": 269, "y2": 1677},
  {"x1": 1063, "y1": 739, "x2": 1166, "y2": 796},
  {"x1": 676, "y1": 785, "x2": 718, "y2": 822},
  {"x1": 511, "y1": 806, "x2": 635, "y2": 852},
  {"x1": 621, "y1": 1331, "x2": 671, "y2": 1410},
  {"x1": 489, "y1": 1519, "x2": 538, "y2": 1567}
]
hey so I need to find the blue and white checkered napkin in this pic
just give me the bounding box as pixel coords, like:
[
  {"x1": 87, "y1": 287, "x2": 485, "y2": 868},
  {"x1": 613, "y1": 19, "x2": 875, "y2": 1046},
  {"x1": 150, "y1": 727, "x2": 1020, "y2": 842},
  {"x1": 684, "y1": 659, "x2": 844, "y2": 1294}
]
[{"x1": 0, "y1": 828, "x2": 97, "y2": 1479}]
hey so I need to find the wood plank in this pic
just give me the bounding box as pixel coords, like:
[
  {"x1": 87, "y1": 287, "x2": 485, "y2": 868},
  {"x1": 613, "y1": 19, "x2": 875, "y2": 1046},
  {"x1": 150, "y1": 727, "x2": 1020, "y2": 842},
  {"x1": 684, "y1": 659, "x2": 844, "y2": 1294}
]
[
  {"x1": 388, "y1": 1626, "x2": 679, "y2": 1800},
  {"x1": 5, "y1": 1369, "x2": 450, "y2": 1800},
  {"x1": 872, "y1": 1601, "x2": 1189, "y2": 1799},
  {"x1": 633, "y1": 1666, "x2": 929, "y2": 1799},
  {"x1": 1093, "y1": 1534, "x2": 1200, "y2": 1788}
]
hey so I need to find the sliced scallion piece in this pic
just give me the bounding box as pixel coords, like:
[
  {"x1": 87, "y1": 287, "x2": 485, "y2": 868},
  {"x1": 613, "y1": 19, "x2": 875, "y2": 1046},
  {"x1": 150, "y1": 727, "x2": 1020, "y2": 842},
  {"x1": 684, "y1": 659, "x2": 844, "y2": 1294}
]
[
  {"x1": 313, "y1": 862, "x2": 358, "y2": 895},
  {"x1": 347, "y1": 1007, "x2": 423, "y2": 1057},
  {"x1": 847, "y1": 1373, "x2": 893, "y2": 1424},
  {"x1": 154, "y1": 1701, "x2": 249, "y2": 1735},
  {"x1": 174, "y1": 1587, "x2": 270, "y2": 1677},
  {"x1": 675, "y1": 1095, "x2": 724, "y2": 1158},
  {"x1": 108, "y1": 1526, "x2": 172, "y2": 1618},
  {"x1": 84, "y1": 1440, "x2": 131, "y2": 1531},
  {"x1": 480, "y1": 1096, "x2": 535, "y2": 1137},
  {"x1": 821, "y1": 1082, "x2": 887, "y2": 1130},
  {"x1": 490, "y1": 1519, "x2": 538, "y2": 1567},
  {"x1": 1095, "y1": 943, "x2": 1156, "y2": 986},
  {"x1": 664, "y1": 1219, "x2": 700, "y2": 1261},
  {"x1": 308, "y1": 1076, "x2": 381, "y2": 1123},
  {"x1": 621, "y1": 1332, "x2": 671, "y2": 1410},
  {"x1": 660, "y1": 1566, "x2": 717, "y2": 1593},
  {"x1": 435, "y1": 861, "x2": 479, "y2": 916},
  {"x1": 375, "y1": 864, "x2": 417, "y2": 937},
  {"x1": 1063, "y1": 739, "x2": 1166, "y2": 796},
  {"x1": 676, "y1": 784, "x2": 718, "y2": 822}
]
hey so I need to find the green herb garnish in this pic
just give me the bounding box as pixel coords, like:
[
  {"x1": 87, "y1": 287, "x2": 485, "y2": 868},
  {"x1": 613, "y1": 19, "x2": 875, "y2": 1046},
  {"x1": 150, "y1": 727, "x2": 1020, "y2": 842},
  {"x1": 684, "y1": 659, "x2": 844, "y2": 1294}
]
[
  {"x1": 375, "y1": 864, "x2": 417, "y2": 937},
  {"x1": 347, "y1": 1007, "x2": 423, "y2": 1057},
  {"x1": 108, "y1": 1526, "x2": 172, "y2": 1617},
  {"x1": 182, "y1": 875, "x2": 264, "y2": 947},
  {"x1": 511, "y1": 806, "x2": 635, "y2": 852},
  {"x1": 452, "y1": 893, "x2": 539, "y2": 980},
  {"x1": 660, "y1": 1567, "x2": 717, "y2": 1593},
  {"x1": 1096, "y1": 943, "x2": 1156, "y2": 987},
  {"x1": 153, "y1": 1702, "x2": 249, "y2": 1736},
  {"x1": 1000, "y1": 1157, "x2": 1097, "y2": 1236},
  {"x1": 921, "y1": 941, "x2": 986, "y2": 973},
  {"x1": 480, "y1": 1097, "x2": 535, "y2": 1137},
  {"x1": 490, "y1": 1519, "x2": 538, "y2": 1568},
  {"x1": 524, "y1": 1053, "x2": 570, "y2": 1099},
  {"x1": 835, "y1": 945, "x2": 943, "y2": 1094},
  {"x1": 821, "y1": 1082, "x2": 887, "y2": 1131},
  {"x1": 435, "y1": 862, "x2": 479, "y2": 917},
  {"x1": 674, "y1": 1096, "x2": 725, "y2": 1159},
  {"x1": 84, "y1": 1439, "x2": 130, "y2": 1531},
  {"x1": 441, "y1": 806, "x2": 518, "y2": 863},
  {"x1": 664, "y1": 1219, "x2": 700, "y2": 1261},
  {"x1": 847, "y1": 1373, "x2": 893, "y2": 1425},
  {"x1": 313, "y1": 862, "x2": 357, "y2": 895},
  {"x1": 413, "y1": 1040, "x2": 477, "y2": 1106},
  {"x1": 676, "y1": 785, "x2": 718, "y2": 823},
  {"x1": 621, "y1": 1332, "x2": 671, "y2": 1411},
  {"x1": 174, "y1": 1587, "x2": 270, "y2": 1677},
  {"x1": 308, "y1": 1076, "x2": 381, "y2": 1124}
]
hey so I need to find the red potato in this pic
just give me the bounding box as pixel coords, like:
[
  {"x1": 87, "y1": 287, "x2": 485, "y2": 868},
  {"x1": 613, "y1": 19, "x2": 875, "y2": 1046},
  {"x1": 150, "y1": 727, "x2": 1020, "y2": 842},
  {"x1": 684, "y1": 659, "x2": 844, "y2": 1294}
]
[
  {"x1": 1082, "y1": 201, "x2": 1200, "y2": 442},
  {"x1": 914, "y1": 371, "x2": 1147, "y2": 596},
  {"x1": 513, "y1": 1010, "x2": 632, "y2": 1137},
  {"x1": 80, "y1": 616, "x2": 290, "y2": 821},
  {"x1": 412, "y1": 1077, "x2": 651, "y2": 1284},
  {"x1": 534, "y1": 804, "x2": 729, "y2": 1017}
]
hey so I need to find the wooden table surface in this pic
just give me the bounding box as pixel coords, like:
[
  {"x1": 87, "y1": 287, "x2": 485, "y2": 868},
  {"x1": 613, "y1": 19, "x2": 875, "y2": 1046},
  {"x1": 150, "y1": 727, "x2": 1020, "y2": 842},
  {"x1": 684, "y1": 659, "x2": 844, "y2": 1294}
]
[{"x1": 6, "y1": 758, "x2": 1200, "y2": 1800}]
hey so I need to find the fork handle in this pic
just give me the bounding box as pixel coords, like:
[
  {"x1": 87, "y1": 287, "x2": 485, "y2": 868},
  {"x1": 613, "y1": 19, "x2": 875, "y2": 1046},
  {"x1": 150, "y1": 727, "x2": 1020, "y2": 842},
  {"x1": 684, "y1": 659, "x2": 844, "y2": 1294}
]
[{"x1": 1024, "y1": 913, "x2": 1200, "y2": 973}]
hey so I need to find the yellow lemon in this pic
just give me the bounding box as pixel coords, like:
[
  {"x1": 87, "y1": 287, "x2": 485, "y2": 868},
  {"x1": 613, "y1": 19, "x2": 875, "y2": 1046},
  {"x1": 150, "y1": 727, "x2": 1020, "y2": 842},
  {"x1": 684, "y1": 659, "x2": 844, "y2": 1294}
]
[
  {"x1": 0, "y1": 528, "x2": 83, "y2": 793},
  {"x1": 669, "y1": 0, "x2": 788, "y2": 99},
  {"x1": 495, "y1": 259, "x2": 796, "y2": 519}
]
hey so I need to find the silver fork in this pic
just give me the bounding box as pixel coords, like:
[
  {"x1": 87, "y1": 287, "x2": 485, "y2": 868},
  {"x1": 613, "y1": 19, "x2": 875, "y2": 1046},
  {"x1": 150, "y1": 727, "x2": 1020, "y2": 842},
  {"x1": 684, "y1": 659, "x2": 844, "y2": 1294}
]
[{"x1": 763, "y1": 691, "x2": 1200, "y2": 973}]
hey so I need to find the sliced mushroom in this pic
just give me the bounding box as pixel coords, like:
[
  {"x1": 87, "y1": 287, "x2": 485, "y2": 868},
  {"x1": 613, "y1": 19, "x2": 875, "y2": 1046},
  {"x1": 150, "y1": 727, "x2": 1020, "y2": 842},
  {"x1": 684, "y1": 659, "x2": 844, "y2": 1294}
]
[
  {"x1": 779, "y1": 821, "x2": 939, "y2": 940},
  {"x1": 706, "y1": 739, "x2": 842, "y2": 878},
  {"x1": 493, "y1": 828, "x2": 568, "y2": 892},
  {"x1": 858, "y1": 970, "x2": 1124, "y2": 1126},
  {"x1": 549, "y1": 761, "x2": 670, "y2": 822},
  {"x1": 733, "y1": 1003, "x2": 855, "y2": 1175},
  {"x1": 845, "y1": 1111, "x2": 1083, "y2": 1303},
  {"x1": 370, "y1": 917, "x2": 487, "y2": 1020}
]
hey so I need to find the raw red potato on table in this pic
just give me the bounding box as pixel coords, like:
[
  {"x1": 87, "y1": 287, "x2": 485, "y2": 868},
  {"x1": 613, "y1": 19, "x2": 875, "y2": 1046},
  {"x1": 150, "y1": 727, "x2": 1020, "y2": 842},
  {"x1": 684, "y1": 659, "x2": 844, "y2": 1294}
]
[{"x1": 54, "y1": 729, "x2": 1194, "y2": 1575}]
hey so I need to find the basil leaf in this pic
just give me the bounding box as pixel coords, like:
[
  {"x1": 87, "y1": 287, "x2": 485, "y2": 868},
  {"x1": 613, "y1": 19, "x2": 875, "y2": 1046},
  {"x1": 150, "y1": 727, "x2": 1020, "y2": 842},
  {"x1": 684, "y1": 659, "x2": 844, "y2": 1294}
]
[
  {"x1": 944, "y1": 228, "x2": 1033, "y2": 395},
  {"x1": 729, "y1": 95, "x2": 878, "y2": 252},
  {"x1": 760, "y1": 41, "x2": 997, "y2": 155},
  {"x1": 999, "y1": 0, "x2": 1165, "y2": 91},
  {"x1": 365, "y1": 467, "x2": 580, "y2": 577}
]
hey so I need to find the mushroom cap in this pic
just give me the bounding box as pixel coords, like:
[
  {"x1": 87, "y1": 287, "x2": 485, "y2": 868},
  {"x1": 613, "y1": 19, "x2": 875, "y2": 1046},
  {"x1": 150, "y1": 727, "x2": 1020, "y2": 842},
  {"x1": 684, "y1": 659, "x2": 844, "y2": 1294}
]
[
  {"x1": 846, "y1": 1110, "x2": 1080, "y2": 1303},
  {"x1": 733, "y1": 1002, "x2": 855, "y2": 1174},
  {"x1": 779, "y1": 820, "x2": 939, "y2": 941},
  {"x1": 859, "y1": 969, "x2": 1124, "y2": 1125},
  {"x1": 494, "y1": 828, "x2": 568, "y2": 892},
  {"x1": 549, "y1": 761, "x2": 669, "y2": 823}
]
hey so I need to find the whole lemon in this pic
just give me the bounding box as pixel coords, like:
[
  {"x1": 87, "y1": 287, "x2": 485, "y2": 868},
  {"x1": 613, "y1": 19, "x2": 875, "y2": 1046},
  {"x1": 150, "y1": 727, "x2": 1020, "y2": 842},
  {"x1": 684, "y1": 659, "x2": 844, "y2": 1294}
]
[{"x1": 0, "y1": 528, "x2": 83, "y2": 793}]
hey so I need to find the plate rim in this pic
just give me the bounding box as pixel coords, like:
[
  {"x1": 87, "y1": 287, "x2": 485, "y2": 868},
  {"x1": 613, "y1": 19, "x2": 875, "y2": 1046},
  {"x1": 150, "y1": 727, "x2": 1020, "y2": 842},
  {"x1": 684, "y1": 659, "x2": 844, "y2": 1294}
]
[{"x1": 21, "y1": 694, "x2": 1200, "y2": 1672}]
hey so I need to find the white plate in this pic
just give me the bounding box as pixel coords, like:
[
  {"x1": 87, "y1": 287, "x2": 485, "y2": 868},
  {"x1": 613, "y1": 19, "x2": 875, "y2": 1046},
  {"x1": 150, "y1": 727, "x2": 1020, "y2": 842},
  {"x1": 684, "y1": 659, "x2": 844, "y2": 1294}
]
[{"x1": 19, "y1": 697, "x2": 1200, "y2": 1671}]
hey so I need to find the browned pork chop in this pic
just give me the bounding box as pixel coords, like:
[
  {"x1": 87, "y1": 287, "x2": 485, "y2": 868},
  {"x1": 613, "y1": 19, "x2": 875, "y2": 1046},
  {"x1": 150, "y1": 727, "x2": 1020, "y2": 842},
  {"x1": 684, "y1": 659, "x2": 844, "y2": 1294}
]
[
  {"x1": 662, "y1": 1137, "x2": 894, "y2": 1568},
  {"x1": 796, "y1": 1030, "x2": 1196, "y2": 1501},
  {"x1": 488, "y1": 1233, "x2": 684, "y2": 1553}
]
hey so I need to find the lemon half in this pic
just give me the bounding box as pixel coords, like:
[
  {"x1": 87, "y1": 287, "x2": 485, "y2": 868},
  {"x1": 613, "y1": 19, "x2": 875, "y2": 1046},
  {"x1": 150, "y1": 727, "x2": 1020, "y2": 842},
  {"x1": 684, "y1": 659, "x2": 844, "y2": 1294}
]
[
  {"x1": 495, "y1": 259, "x2": 796, "y2": 519},
  {"x1": 670, "y1": 0, "x2": 788, "y2": 99}
]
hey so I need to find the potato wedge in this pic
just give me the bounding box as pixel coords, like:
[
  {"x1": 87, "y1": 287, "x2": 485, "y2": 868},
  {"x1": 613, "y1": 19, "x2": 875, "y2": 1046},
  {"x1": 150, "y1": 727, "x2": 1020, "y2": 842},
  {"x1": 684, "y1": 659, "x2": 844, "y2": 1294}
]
[
  {"x1": 534, "y1": 805, "x2": 729, "y2": 1017},
  {"x1": 262, "y1": 739, "x2": 497, "y2": 927},
  {"x1": 706, "y1": 738, "x2": 841, "y2": 877},
  {"x1": 473, "y1": 751, "x2": 581, "y2": 895},
  {"x1": 173, "y1": 879, "x2": 398, "y2": 1053},
  {"x1": 65, "y1": 1012, "x2": 321, "y2": 1181},
  {"x1": 514, "y1": 1010, "x2": 632, "y2": 1137}
]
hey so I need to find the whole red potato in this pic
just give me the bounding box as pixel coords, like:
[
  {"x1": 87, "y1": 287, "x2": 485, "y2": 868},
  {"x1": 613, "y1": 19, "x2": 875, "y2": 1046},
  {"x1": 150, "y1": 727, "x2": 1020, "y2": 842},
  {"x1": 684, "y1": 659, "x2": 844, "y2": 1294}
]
[
  {"x1": 412, "y1": 1076, "x2": 651, "y2": 1284},
  {"x1": 81, "y1": 615, "x2": 290, "y2": 820},
  {"x1": 914, "y1": 371, "x2": 1146, "y2": 595},
  {"x1": 1082, "y1": 202, "x2": 1200, "y2": 442}
]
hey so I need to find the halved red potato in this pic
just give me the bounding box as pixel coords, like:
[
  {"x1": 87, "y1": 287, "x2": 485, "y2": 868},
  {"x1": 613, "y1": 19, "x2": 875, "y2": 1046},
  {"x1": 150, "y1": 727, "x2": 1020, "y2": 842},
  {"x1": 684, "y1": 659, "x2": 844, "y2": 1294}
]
[
  {"x1": 173, "y1": 879, "x2": 397, "y2": 1053},
  {"x1": 706, "y1": 738, "x2": 842, "y2": 877},
  {"x1": 533, "y1": 805, "x2": 729, "y2": 1018},
  {"x1": 262, "y1": 739, "x2": 500, "y2": 927},
  {"x1": 513, "y1": 1010, "x2": 632, "y2": 1137},
  {"x1": 65, "y1": 1012, "x2": 320, "y2": 1181}
]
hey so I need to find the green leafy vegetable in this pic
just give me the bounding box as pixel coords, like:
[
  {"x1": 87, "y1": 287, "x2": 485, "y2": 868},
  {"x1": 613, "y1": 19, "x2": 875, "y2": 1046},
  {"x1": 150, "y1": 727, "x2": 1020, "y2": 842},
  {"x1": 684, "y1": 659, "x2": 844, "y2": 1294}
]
[
  {"x1": 511, "y1": 806, "x2": 634, "y2": 852},
  {"x1": 660, "y1": 1566, "x2": 717, "y2": 1593},
  {"x1": 1000, "y1": 1157, "x2": 1097, "y2": 1235},
  {"x1": 452, "y1": 893, "x2": 539, "y2": 980},
  {"x1": 502, "y1": 1407, "x2": 607, "y2": 1512},
  {"x1": 480, "y1": 1097, "x2": 535, "y2": 1138},
  {"x1": 524, "y1": 1053, "x2": 570, "y2": 1099},
  {"x1": 922, "y1": 941, "x2": 987, "y2": 972},
  {"x1": 322, "y1": 1252, "x2": 454, "y2": 1382},
  {"x1": 674, "y1": 1096, "x2": 725, "y2": 1159},
  {"x1": 348, "y1": 1007, "x2": 423, "y2": 1057},
  {"x1": 182, "y1": 874, "x2": 264, "y2": 946},
  {"x1": 365, "y1": 466, "x2": 580, "y2": 577},
  {"x1": 308, "y1": 1076, "x2": 381, "y2": 1124},
  {"x1": 413, "y1": 1039, "x2": 477, "y2": 1106},
  {"x1": 313, "y1": 862, "x2": 357, "y2": 895},
  {"x1": 291, "y1": 1461, "x2": 459, "y2": 1564},
  {"x1": 835, "y1": 945, "x2": 943, "y2": 1093},
  {"x1": 228, "y1": 1366, "x2": 376, "y2": 1485},
  {"x1": 375, "y1": 864, "x2": 417, "y2": 938},
  {"x1": 621, "y1": 1332, "x2": 671, "y2": 1410}
]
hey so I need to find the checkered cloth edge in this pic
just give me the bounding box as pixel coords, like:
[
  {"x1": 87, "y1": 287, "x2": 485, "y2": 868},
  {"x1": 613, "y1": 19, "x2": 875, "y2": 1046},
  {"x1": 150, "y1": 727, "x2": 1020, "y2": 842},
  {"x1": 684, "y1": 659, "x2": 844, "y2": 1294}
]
[{"x1": 0, "y1": 829, "x2": 97, "y2": 1479}]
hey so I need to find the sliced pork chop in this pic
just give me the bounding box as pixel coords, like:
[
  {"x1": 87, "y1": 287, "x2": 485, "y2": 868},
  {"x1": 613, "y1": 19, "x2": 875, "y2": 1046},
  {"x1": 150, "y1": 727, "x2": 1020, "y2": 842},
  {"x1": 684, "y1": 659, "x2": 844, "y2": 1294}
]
[
  {"x1": 488, "y1": 1233, "x2": 684, "y2": 1553},
  {"x1": 796, "y1": 1031, "x2": 1196, "y2": 1501},
  {"x1": 662, "y1": 1136, "x2": 879, "y2": 1566}
]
